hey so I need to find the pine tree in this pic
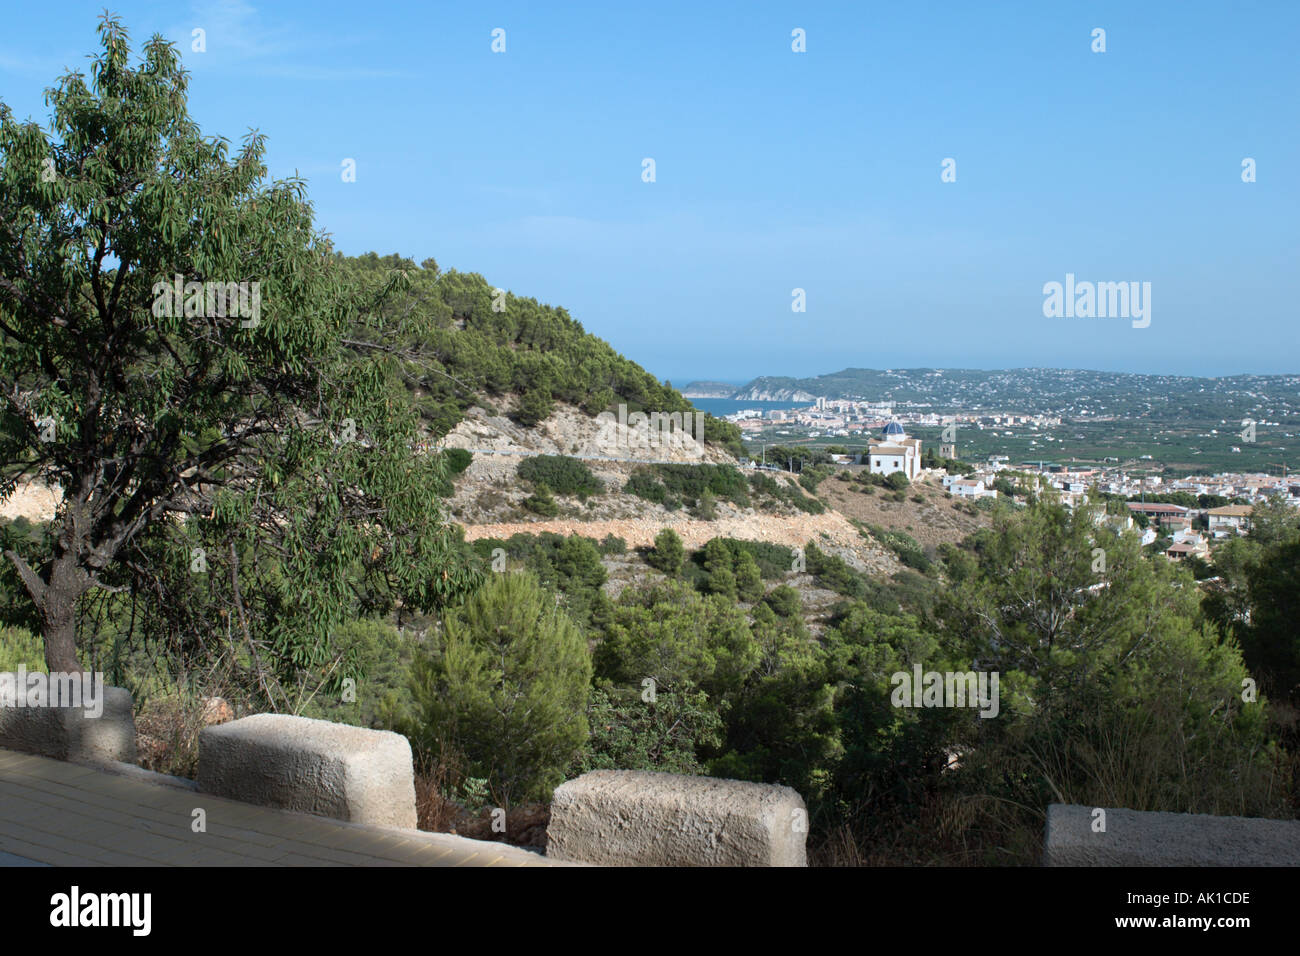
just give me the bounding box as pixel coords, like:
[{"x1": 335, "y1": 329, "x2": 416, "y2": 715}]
[
  {"x1": 648, "y1": 528, "x2": 684, "y2": 576},
  {"x1": 407, "y1": 572, "x2": 591, "y2": 805},
  {"x1": 735, "y1": 550, "x2": 764, "y2": 603}
]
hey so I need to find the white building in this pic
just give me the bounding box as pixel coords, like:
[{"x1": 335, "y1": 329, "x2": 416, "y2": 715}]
[
  {"x1": 1207, "y1": 505, "x2": 1253, "y2": 535},
  {"x1": 949, "y1": 478, "x2": 997, "y2": 500},
  {"x1": 867, "y1": 422, "x2": 922, "y2": 480}
]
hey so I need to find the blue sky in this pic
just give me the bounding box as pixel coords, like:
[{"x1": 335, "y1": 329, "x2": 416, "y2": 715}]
[{"x1": 2, "y1": 1, "x2": 1297, "y2": 384}]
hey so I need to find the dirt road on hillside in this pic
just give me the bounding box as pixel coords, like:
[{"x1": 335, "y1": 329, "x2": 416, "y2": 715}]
[{"x1": 460, "y1": 510, "x2": 865, "y2": 550}]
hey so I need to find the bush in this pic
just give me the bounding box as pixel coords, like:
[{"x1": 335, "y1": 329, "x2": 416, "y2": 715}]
[
  {"x1": 517, "y1": 455, "x2": 602, "y2": 498},
  {"x1": 694, "y1": 489, "x2": 718, "y2": 520},
  {"x1": 625, "y1": 464, "x2": 750, "y2": 508},
  {"x1": 798, "y1": 465, "x2": 835, "y2": 494},
  {"x1": 884, "y1": 471, "x2": 910, "y2": 491},
  {"x1": 703, "y1": 538, "x2": 796, "y2": 579},
  {"x1": 573, "y1": 684, "x2": 725, "y2": 776},
  {"x1": 406, "y1": 573, "x2": 591, "y2": 805},
  {"x1": 523, "y1": 485, "x2": 559, "y2": 516},
  {"x1": 701, "y1": 540, "x2": 738, "y2": 600},
  {"x1": 748, "y1": 473, "x2": 825, "y2": 514},
  {"x1": 647, "y1": 528, "x2": 685, "y2": 576},
  {"x1": 514, "y1": 388, "x2": 554, "y2": 427},
  {"x1": 762, "y1": 585, "x2": 803, "y2": 619},
  {"x1": 443, "y1": 448, "x2": 473, "y2": 475},
  {"x1": 598, "y1": 534, "x2": 626, "y2": 555},
  {"x1": 735, "y1": 551, "x2": 764, "y2": 602},
  {"x1": 0, "y1": 625, "x2": 44, "y2": 672}
]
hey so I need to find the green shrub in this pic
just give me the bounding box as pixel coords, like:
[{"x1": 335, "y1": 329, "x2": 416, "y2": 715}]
[
  {"x1": 0, "y1": 625, "x2": 44, "y2": 672},
  {"x1": 648, "y1": 528, "x2": 685, "y2": 576},
  {"x1": 734, "y1": 551, "x2": 764, "y2": 603},
  {"x1": 703, "y1": 538, "x2": 795, "y2": 579},
  {"x1": 573, "y1": 683, "x2": 725, "y2": 776},
  {"x1": 406, "y1": 572, "x2": 591, "y2": 804},
  {"x1": 523, "y1": 484, "x2": 560, "y2": 516},
  {"x1": 798, "y1": 465, "x2": 835, "y2": 494},
  {"x1": 517, "y1": 455, "x2": 602, "y2": 498},
  {"x1": 885, "y1": 472, "x2": 910, "y2": 491},
  {"x1": 625, "y1": 464, "x2": 749, "y2": 508},
  {"x1": 762, "y1": 584, "x2": 803, "y2": 618},
  {"x1": 443, "y1": 448, "x2": 473, "y2": 475},
  {"x1": 748, "y1": 473, "x2": 825, "y2": 514}
]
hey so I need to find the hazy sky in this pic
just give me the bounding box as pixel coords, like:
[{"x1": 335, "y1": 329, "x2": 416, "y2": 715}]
[{"x1": 3, "y1": 1, "x2": 1297, "y2": 384}]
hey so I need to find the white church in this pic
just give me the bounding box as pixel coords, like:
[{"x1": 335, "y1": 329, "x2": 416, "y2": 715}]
[{"x1": 867, "y1": 422, "x2": 922, "y2": 480}]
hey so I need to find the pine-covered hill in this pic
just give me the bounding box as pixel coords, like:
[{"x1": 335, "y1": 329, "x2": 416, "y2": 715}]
[{"x1": 337, "y1": 253, "x2": 742, "y2": 455}]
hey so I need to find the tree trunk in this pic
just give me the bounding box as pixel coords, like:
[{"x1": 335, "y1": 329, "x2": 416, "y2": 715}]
[
  {"x1": 41, "y1": 612, "x2": 80, "y2": 673},
  {"x1": 40, "y1": 555, "x2": 88, "y2": 673}
]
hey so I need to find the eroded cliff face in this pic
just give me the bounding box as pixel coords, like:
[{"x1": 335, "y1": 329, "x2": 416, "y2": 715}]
[
  {"x1": 731, "y1": 387, "x2": 817, "y2": 402},
  {"x1": 679, "y1": 381, "x2": 738, "y2": 399}
]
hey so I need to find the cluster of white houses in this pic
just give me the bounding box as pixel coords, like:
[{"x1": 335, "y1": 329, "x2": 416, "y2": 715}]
[{"x1": 772, "y1": 423, "x2": 1286, "y2": 567}]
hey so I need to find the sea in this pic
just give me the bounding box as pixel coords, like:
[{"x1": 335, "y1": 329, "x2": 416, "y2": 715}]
[{"x1": 688, "y1": 398, "x2": 809, "y2": 417}]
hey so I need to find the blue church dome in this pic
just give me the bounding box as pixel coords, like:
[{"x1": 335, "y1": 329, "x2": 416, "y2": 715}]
[{"x1": 882, "y1": 421, "x2": 906, "y2": 437}]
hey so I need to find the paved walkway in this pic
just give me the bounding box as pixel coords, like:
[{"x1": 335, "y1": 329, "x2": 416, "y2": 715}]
[{"x1": 0, "y1": 749, "x2": 556, "y2": 866}]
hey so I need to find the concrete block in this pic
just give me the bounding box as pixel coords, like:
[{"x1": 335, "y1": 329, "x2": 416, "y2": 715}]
[
  {"x1": 198, "y1": 714, "x2": 416, "y2": 829},
  {"x1": 0, "y1": 675, "x2": 136, "y2": 763},
  {"x1": 546, "y1": 769, "x2": 807, "y2": 866},
  {"x1": 1044, "y1": 803, "x2": 1300, "y2": 866}
]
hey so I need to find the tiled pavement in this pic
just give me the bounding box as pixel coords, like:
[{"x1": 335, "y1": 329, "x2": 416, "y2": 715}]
[{"x1": 0, "y1": 748, "x2": 558, "y2": 866}]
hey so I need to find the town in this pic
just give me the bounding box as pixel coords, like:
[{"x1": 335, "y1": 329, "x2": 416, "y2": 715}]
[{"x1": 725, "y1": 400, "x2": 1297, "y2": 566}]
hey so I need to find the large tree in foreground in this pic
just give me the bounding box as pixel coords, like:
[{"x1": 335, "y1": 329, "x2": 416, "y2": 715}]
[{"x1": 0, "y1": 16, "x2": 479, "y2": 677}]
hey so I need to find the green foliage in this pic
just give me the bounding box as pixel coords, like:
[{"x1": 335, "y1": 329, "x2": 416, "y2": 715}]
[
  {"x1": 734, "y1": 551, "x2": 764, "y2": 603},
  {"x1": 868, "y1": 526, "x2": 932, "y2": 573},
  {"x1": 300, "y1": 618, "x2": 418, "y2": 730},
  {"x1": 700, "y1": 539, "x2": 738, "y2": 600},
  {"x1": 625, "y1": 464, "x2": 750, "y2": 509},
  {"x1": 693, "y1": 488, "x2": 718, "y2": 520},
  {"x1": 574, "y1": 683, "x2": 725, "y2": 776},
  {"x1": 598, "y1": 534, "x2": 626, "y2": 555},
  {"x1": 647, "y1": 528, "x2": 684, "y2": 576},
  {"x1": 921, "y1": 448, "x2": 975, "y2": 475},
  {"x1": 514, "y1": 387, "x2": 554, "y2": 427},
  {"x1": 1203, "y1": 498, "x2": 1300, "y2": 706},
  {"x1": 517, "y1": 455, "x2": 602, "y2": 498},
  {"x1": 443, "y1": 448, "x2": 473, "y2": 475},
  {"x1": 884, "y1": 471, "x2": 910, "y2": 491},
  {"x1": 523, "y1": 485, "x2": 559, "y2": 516},
  {"x1": 706, "y1": 538, "x2": 796, "y2": 580},
  {"x1": 798, "y1": 465, "x2": 836, "y2": 494},
  {"x1": 336, "y1": 256, "x2": 742, "y2": 453},
  {"x1": 804, "y1": 542, "x2": 866, "y2": 600},
  {"x1": 0, "y1": 624, "x2": 44, "y2": 672},
  {"x1": 594, "y1": 579, "x2": 759, "y2": 702},
  {"x1": 470, "y1": 533, "x2": 607, "y2": 629},
  {"x1": 405, "y1": 573, "x2": 591, "y2": 805},
  {"x1": 0, "y1": 18, "x2": 480, "y2": 684},
  {"x1": 762, "y1": 584, "x2": 803, "y2": 619},
  {"x1": 748, "y1": 473, "x2": 826, "y2": 514}
]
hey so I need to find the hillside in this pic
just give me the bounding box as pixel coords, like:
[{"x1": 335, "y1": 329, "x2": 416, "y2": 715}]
[{"x1": 338, "y1": 253, "x2": 743, "y2": 455}]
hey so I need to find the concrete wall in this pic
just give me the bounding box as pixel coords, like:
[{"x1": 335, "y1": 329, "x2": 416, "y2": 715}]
[
  {"x1": 547, "y1": 769, "x2": 807, "y2": 866},
  {"x1": 198, "y1": 714, "x2": 417, "y2": 829},
  {"x1": 0, "y1": 677, "x2": 136, "y2": 763},
  {"x1": 1044, "y1": 803, "x2": 1300, "y2": 866}
]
